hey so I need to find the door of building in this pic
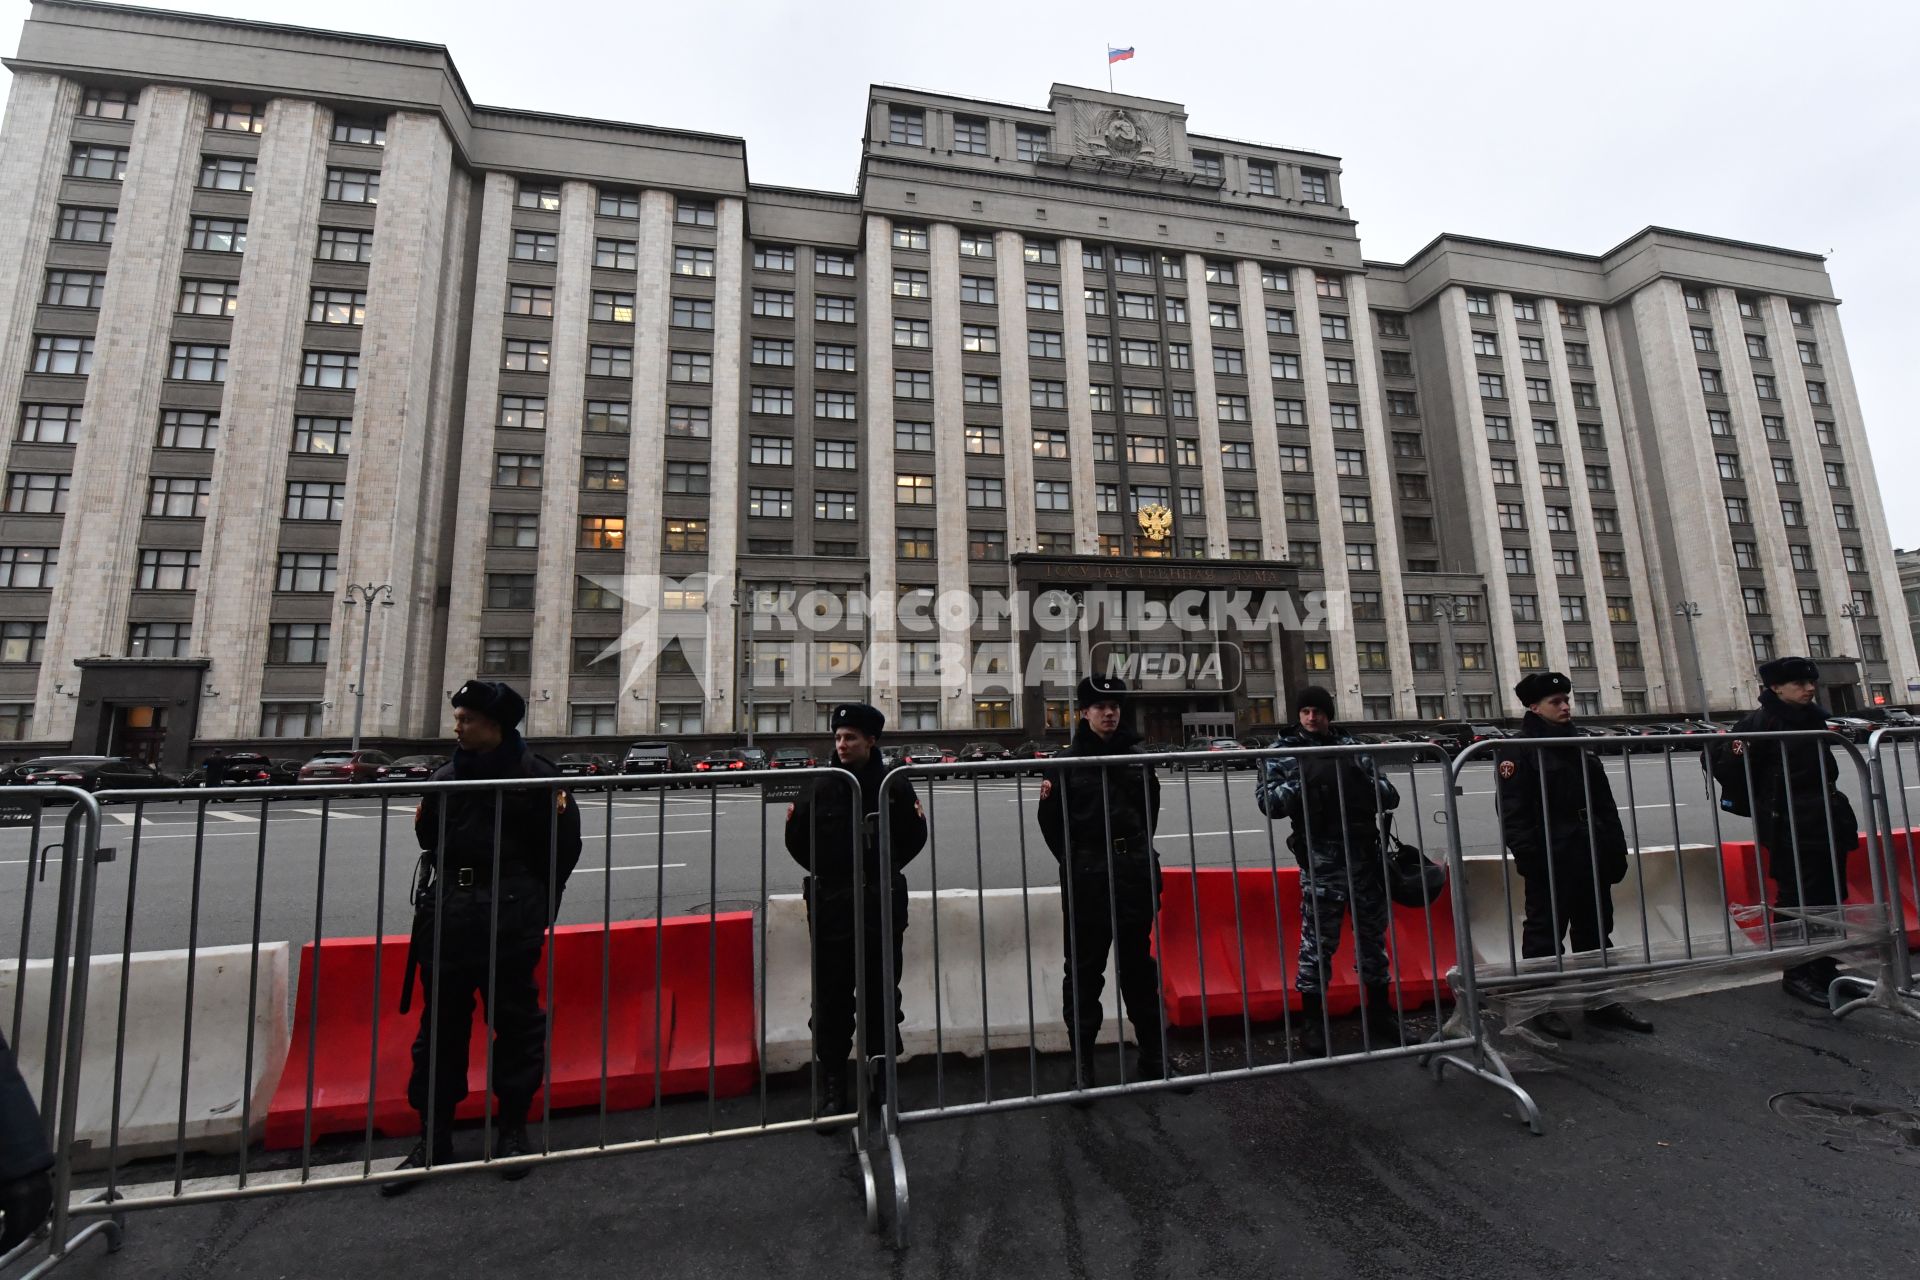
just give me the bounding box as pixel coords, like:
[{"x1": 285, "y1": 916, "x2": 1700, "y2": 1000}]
[{"x1": 111, "y1": 704, "x2": 168, "y2": 767}]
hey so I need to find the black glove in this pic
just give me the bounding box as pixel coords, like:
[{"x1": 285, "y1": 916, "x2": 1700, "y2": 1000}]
[{"x1": 0, "y1": 1169, "x2": 53, "y2": 1252}]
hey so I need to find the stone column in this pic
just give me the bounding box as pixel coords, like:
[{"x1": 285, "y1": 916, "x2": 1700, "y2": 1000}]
[
  {"x1": 1709, "y1": 289, "x2": 1803, "y2": 655},
  {"x1": 701, "y1": 196, "x2": 746, "y2": 734},
  {"x1": 1491, "y1": 292, "x2": 1570, "y2": 677},
  {"x1": 1181, "y1": 253, "x2": 1229, "y2": 557},
  {"x1": 993, "y1": 233, "x2": 1038, "y2": 559},
  {"x1": 1293, "y1": 266, "x2": 1358, "y2": 693},
  {"x1": 1538, "y1": 302, "x2": 1620, "y2": 709},
  {"x1": 1627, "y1": 280, "x2": 1751, "y2": 710},
  {"x1": 191, "y1": 98, "x2": 331, "y2": 739},
  {"x1": 1344, "y1": 275, "x2": 1413, "y2": 717},
  {"x1": 1812, "y1": 302, "x2": 1920, "y2": 684},
  {"x1": 1059, "y1": 243, "x2": 1098, "y2": 553},
  {"x1": 1435, "y1": 288, "x2": 1521, "y2": 669},
  {"x1": 1597, "y1": 306, "x2": 1678, "y2": 709},
  {"x1": 36, "y1": 85, "x2": 206, "y2": 735},
  {"x1": 928, "y1": 223, "x2": 974, "y2": 731},
  {"x1": 615, "y1": 189, "x2": 674, "y2": 736},
  {"x1": 438, "y1": 173, "x2": 517, "y2": 733},
  {"x1": 522, "y1": 180, "x2": 596, "y2": 737},
  {"x1": 324, "y1": 110, "x2": 458, "y2": 738},
  {"x1": 1574, "y1": 305, "x2": 1666, "y2": 717},
  {"x1": 1234, "y1": 262, "x2": 1289, "y2": 563},
  {"x1": 861, "y1": 214, "x2": 900, "y2": 722}
]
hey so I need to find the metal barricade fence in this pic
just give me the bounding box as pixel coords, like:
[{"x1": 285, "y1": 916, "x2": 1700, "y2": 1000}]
[
  {"x1": 0, "y1": 784, "x2": 119, "y2": 1277},
  {"x1": 0, "y1": 766, "x2": 886, "y2": 1277},
  {"x1": 1862, "y1": 727, "x2": 1920, "y2": 1013},
  {"x1": 1447, "y1": 729, "x2": 1910, "y2": 1030},
  {"x1": 869, "y1": 744, "x2": 1541, "y2": 1247}
]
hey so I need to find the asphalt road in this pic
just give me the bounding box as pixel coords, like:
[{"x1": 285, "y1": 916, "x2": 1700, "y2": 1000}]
[
  {"x1": 31, "y1": 982, "x2": 1920, "y2": 1280},
  {"x1": 5, "y1": 742, "x2": 1905, "y2": 966}
]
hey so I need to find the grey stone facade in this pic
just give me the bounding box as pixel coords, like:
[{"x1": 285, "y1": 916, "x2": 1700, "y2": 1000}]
[{"x1": 0, "y1": 0, "x2": 1912, "y2": 759}]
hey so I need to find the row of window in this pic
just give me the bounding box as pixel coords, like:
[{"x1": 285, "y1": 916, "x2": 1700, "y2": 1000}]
[
  {"x1": 24, "y1": 335, "x2": 357, "y2": 387},
  {"x1": 1722, "y1": 495, "x2": 1861, "y2": 532},
  {"x1": 1683, "y1": 287, "x2": 1816, "y2": 328},
  {"x1": 1698, "y1": 366, "x2": 1830, "y2": 406},
  {"x1": 14, "y1": 407, "x2": 349, "y2": 454},
  {"x1": 50, "y1": 207, "x2": 377, "y2": 263}
]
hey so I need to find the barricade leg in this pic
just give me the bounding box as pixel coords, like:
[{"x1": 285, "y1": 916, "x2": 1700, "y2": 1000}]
[{"x1": 1833, "y1": 732, "x2": 1920, "y2": 1023}]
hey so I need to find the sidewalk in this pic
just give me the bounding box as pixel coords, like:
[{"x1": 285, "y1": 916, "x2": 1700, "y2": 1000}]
[{"x1": 36, "y1": 985, "x2": 1920, "y2": 1280}]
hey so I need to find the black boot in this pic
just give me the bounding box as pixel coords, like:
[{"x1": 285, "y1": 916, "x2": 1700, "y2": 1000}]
[
  {"x1": 496, "y1": 1102, "x2": 533, "y2": 1182},
  {"x1": 1781, "y1": 963, "x2": 1830, "y2": 1007},
  {"x1": 1296, "y1": 994, "x2": 1328, "y2": 1058},
  {"x1": 1132, "y1": 1022, "x2": 1167, "y2": 1079},
  {"x1": 813, "y1": 1058, "x2": 849, "y2": 1127},
  {"x1": 379, "y1": 1123, "x2": 454, "y2": 1199},
  {"x1": 1070, "y1": 1034, "x2": 1098, "y2": 1107},
  {"x1": 1362, "y1": 985, "x2": 1402, "y2": 1047},
  {"x1": 1584, "y1": 1002, "x2": 1655, "y2": 1034},
  {"x1": 0, "y1": 1169, "x2": 53, "y2": 1251}
]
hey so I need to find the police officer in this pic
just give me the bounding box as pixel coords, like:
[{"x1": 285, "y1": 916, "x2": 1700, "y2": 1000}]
[
  {"x1": 0, "y1": 1028, "x2": 52, "y2": 1251},
  {"x1": 1037, "y1": 675, "x2": 1169, "y2": 1088},
  {"x1": 783, "y1": 703, "x2": 927, "y2": 1116},
  {"x1": 1254, "y1": 685, "x2": 1401, "y2": 1055},
  {"x1": 383, "y1": 680, "x2": 582, "y2": 1195},
  {"x1": 1497, "y1": 672, "x2": 1653, "y2": 1038},
  {"x1": 1724, "y1": 656, "x2": 1859, "y2": 1006}
]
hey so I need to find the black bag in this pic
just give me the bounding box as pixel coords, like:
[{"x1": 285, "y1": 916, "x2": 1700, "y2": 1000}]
[
  {"x1": 1709, "y1": 742, "x2": 1752, "y2": 818},
  {"x1": 1384, "y1": 819, "x2": 1448, "y2": 908}
]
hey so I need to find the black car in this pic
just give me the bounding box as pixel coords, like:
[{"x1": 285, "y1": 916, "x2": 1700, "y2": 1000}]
[
  {"x1": 770, "y1": 747, "x2": 819, "y2": 769},
  {"x1": 1185, "y1": 736, "x2": 1252, "y2": 770},
  {"x1": 896, "y1": 743, "x2": 956, "y2": 766},
  {"x1": 4, "y1": 755, "x2": 103, "y2": 786},
  {"x1": 375, "y1": 754, "x2": 448, "y2": 782},
  {"x1": 554, "y1": 753, "x2": 617, "y2": 778},
  {"x1": 228, "y1": 758, "x2": 303, "y2": 787},
  {"x1": 954, "y1": 742, "x2": 1012, "y2": 775},
  {"x1": 23, "y1": 757, "x2": 179, "y2": 793},
  {"x1": 622, "y1": 741, "x2": 692, "y2": 780},
  {"x1": 1011, "y1": 740, "x2": 1064, "y2": 760},
  {"x1": 692, "y1": 748, "x2": 758, "y2": 784},
  {"x1": 196, "y1": 751, "x2": 273, "y2": 787}
]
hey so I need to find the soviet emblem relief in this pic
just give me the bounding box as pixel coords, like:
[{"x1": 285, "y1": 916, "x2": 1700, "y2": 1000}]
[{"x1": 1079, "y1": 107, "x2": 1165, "y2": 166}]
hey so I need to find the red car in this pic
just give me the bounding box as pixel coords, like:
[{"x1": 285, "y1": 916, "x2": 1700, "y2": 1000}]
[{"x1": 297, "y1": 749, "x2": 395, "y2": 784}]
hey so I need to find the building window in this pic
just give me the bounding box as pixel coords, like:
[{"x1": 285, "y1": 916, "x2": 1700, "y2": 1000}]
[
  {"x1": 747, "y1": 487, "x2": 793, "y2": 518},
  {"x1": 1478, "y1": 372, "x2": 1505, "y2": 399},
  {"x1": 167, "y1": 342, "x2": 228, "y2": 382},
  {"x1": 318, "y1": 226, "x2": 373, "y2": 262},
  {"x1": 56, "y1": 206, "x2": 115, "y2": 243},
  {"x1": 1015, "y1": 125, "x2": 1050, "y2": 161},
  {"x1": 896, "y1": 421, "x2": 934, "y2": 452},
  {"x1": 581, "y1": 456, "x2": 628, "y2": 492},
  {"x1": 1034, "y1": 479, "x2": 1072, "y2": 512},
  {"x1": 146, "y1": 476, "x2": 210, "y2": 517},
  {"x1": 309, "y1": 287, "x2": 367, "y2": 325},
  {"x1": 815, "y1": 490, "x2": 858, "y2": 521},
  {"x1": 20, "y1": 404, "x2": 83, "y2": 445},
  {"x1": 896, "y1": 473, "x2": 935, "y2": 506},
  {"x1": 29, "y1": 335, "x2": 91, "y2": 376},
  {"x1": 1464, "y1": 291, "x2": 1493, "y2": 317},
  {"x1": 284, "y1": 480, "x2": 346, "y2": 521},
  {"x1": 275, "y1": 551, "x2": 339, "y2": 592},
  {"x1": 266, "y1": 622, "x2": 330, "y2": 665},
  {"x1": 196, "y1": 155, "x2": 254, "y2": 191},
  {"x1": 324, "y1": 168, "x2": 379, "y2": 204},
  {"x1": 81, "y1": 87, "x2": 137, "y2": 120},
  {"x1": 1326, "y1": 358, "x2": 1355, "y2": 385},
  {"x1": 260, "y1": 702, "x2": 322, "y2": 737},
  {"x1": 887, "y1": 106, "x2": 925, "y2": 145},
  {"x1": 665, "y1": 461, "x2": 710, "y2": 495},
  {"x1": 579, "y1": 515, "x2": 626, "y2": 550},
  {"x1": 486, "y1": 573, "x2": 537, "y2": 610},
  {"x1": 332, "y1": 115, "x2": 386, "y2": 146},
  {"x1": 588, "y1": 345, "x2": 634, "y2": 378},
  {"x1": 0, "y1": 547, "x2": 57, "y2": 589},
  {"x1": 209, "y1": 100, "x2": 265, "y2": 133},
  {"x1": 1519, "y1": 336, "x2": 1545, "y2": 361},
  {"x1": 817, "y1": 340, "x2": 859, "y2": 369},
  {"x1": 135, "y1": 548, "x2": 200, "y2": 590},
  {"x1": 669, "y1": 351, "x2": 712, "y2": 384},
  {"x1": 1300, "y1": 168, "x2": 1331, "y2": 202},
  {"x1": 896, "y1": 528, "x2": 935, "y2": 559},
  {"x1": 1525, "y1": 377, "x2": 1552, "y2": 404},
  {"x1": 126, "y1": 622, "x2": 191, "y2": 658}
]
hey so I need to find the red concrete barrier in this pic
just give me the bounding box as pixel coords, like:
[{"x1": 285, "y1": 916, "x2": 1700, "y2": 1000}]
[
  {"x1": 265, "y1": 915, "x2": 757, "y2": 1148},
  {"x1": 1155, "y1": 866, "x2": 1457, "y2": 1026},
  {"x1": 1723, "y1": 830, "x2": 1920, "y2": 936}
]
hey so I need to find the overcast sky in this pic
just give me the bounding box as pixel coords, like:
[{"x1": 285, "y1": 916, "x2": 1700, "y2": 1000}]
[{"x1": 21, "y1": 0, "x2": 1918, "y2": 543}]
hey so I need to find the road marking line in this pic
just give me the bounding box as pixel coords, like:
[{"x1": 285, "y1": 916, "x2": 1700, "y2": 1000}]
[
  {"x1": 574, "y1": 862, "x2": 689, "y2": 874},
  {"x1": 290, "y1": 807, "x2": 359, "y2": 818},
  {"x1": 209, "y1": 810, "x2": 256, "y2": 823}
]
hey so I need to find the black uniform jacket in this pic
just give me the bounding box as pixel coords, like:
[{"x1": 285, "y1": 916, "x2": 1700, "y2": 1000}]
[
  {"x1": 1495, "y1": 713, "x2": 1629, "y2": 884},
  {"x1": 1037, "y1": 721, "x2": 1162, "y2": 873}
]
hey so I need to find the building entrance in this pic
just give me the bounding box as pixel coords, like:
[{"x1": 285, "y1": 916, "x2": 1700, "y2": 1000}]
[{"x1": 111, "y1": 704, "x2": 169, "y2": 766}]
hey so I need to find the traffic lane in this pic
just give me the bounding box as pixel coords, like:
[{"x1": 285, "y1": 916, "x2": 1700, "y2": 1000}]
[{"x1": 0, "y1": 753, "x2": 1888, "y2": 959}]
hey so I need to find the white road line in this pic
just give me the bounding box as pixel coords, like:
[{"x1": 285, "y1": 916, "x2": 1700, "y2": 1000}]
[
  {"x1": 209, "y1": 809, "x2": 255, "y2": 823},
  {"x1": 290, "y1": 807, "x2": 359, "y2": 818},
  {"x1": 574, "y1": 862, "x2": 689, "y2": 874}
]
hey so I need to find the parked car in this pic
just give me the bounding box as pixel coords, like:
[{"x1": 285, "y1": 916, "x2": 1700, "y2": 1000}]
[
  {"x1": 297, "y1": 750, "x2": 395, "y2": 784},
  {"x1": 897, "y1": 743, "x2": 957, "y2": 766},
  {"x1": 1185, "y1": 736, "x2": 1252, "y2": 770},
  {"x1": 692, "y1": 748, "x2": 758, "y2": 783},
  {"x1": 195, "y1": 751, "x2": 274, "y2": 787},
  {"x1": 622, "y1": 741, "x2": 692, "y2": 780},
  {"x1": 229, "y1": 758, "x2": 304, "y2": 787},
  {"x1": 770, "y1": 747, "x2": 819, "y2": 769},
  {"x1": 955, "y1": 742, "x2": 1012, "y2": 775},
  {"x1": 1826, "y1": 716, "x2": 1879, "y2": 743},
  {"x1": 1011, "y1": 740, "x2": 1063, "y2": 760},
  {"x1": 23, "y1": 757, "x2": 179, "y2": 793},
  {"x1": 374, "y1": 754, "x2": 448, "y2": 782},
  {"x1": 737, "y1": 747, "x2": 770, "y2": 771},
  {"x1": 5, "y1": 755, "x2": 109, "y2": 786},
  {"x1": 879, "y1": 745, "x2": 905, "y2": 767},
  {"x1": 554, "y1": 753, "x2": 617, "y2": 778}
]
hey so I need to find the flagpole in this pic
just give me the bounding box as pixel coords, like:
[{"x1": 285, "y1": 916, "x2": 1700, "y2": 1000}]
[{"x1": 1106, "y1": 41, "x2": 1113, "y2": 92}]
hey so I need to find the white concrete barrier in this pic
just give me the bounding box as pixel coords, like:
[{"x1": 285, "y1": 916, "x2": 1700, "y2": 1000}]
[
  {"x1": 763, "y1": 888, "x2": 1127, "y2": 1073},
  {"x1": 1462, "y1": 844, "x2": 1748, "y2": 974},
  {"x1": 1, "y1": 943, "x2": 290, "y2": 1162}
]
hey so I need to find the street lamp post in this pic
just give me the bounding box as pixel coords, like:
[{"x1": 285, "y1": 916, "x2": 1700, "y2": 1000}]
[
  {"x1": 1674, "y1": 601, "x2": 1709, "y2": 722},
  {"x1": 1430, "y1": 597, "x2": 1463, "y2": 720},
  {"x1": 1839, "y1": 601, "x2": 1868, "y2": 708},
  {"x1": 341, "y1": 582, "x2": 394, "y2": 751}
]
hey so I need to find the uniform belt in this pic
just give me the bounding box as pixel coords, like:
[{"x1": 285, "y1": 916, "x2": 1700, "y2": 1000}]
[{"x1": 446, "y1": 864, "x2": 492, "y2": 889}]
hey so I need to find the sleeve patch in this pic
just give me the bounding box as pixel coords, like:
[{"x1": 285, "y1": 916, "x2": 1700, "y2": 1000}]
[{"x1": 1498, "y1": 760, "x2": 1517, "y2": 780}]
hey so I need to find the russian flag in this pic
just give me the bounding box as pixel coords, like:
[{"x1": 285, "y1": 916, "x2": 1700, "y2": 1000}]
[{"x1": 1108, "y1": 46, "x2": 1135, "y2": 64}]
